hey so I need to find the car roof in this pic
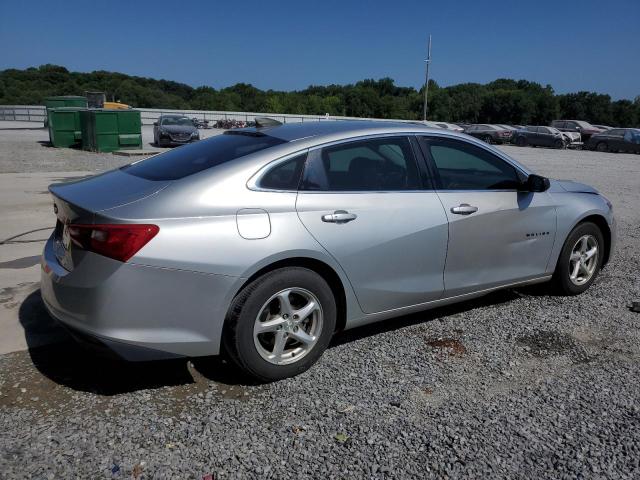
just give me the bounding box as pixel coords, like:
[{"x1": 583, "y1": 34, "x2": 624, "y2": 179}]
[{"x1": 234, "y1": 120, "x2": 445, "y2": 142}]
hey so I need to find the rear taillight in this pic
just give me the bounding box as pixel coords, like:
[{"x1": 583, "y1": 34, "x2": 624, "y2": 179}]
[{"x1": 68, "y1": 224, "x2": 159, "y2": 262}]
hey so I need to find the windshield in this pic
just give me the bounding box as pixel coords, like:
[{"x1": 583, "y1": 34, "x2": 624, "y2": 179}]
[
  {"x1": 548, "y1": 127, "x2": 561, "y2": 134},
  {"x1": 575, "y1": 120, "x2": 594, "y2": 128},
  {"x1": 161, "y1": 116, "x2": 193, "y2": 126},
  {"x1": 123, "y1": 131, "x2": 287, "y2": 181}
]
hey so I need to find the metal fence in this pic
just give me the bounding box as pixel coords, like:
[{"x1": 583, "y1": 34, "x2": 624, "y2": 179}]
[
  {"x1": 0, "y1": 105, "x2": 418, "y2": 126},
  {"x1": 0, "y1": 105, "x2": 47, "y2": 123}
]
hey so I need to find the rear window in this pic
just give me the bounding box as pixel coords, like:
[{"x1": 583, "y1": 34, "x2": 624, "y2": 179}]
[{"x1": 123, "y1": 131, "x2": 287, "y2": 181}]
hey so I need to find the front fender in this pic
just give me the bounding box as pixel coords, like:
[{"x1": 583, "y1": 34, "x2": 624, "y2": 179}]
[{"x1": 545, "y1": 192, "x2": 615, "y2": 274}]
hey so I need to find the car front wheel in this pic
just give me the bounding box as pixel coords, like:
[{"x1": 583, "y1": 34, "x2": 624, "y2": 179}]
[
  {"x1": 552, "y1": 222, "x2": 604, "y2": 295},
  {"x1": 223, "y1": 267, "x2": 336, "y2": 382}
]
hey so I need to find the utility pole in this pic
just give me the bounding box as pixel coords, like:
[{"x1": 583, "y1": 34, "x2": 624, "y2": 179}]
[{"x1": 422, "y1": 35, "x2": 432, "y2": 122}]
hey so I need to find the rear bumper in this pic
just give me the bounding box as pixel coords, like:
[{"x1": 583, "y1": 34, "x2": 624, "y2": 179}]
[{"x1": 40, "y1": 235, "x2": 240, "y2": 360}]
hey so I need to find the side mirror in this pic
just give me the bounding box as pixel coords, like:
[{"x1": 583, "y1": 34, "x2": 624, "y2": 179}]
[
  {"x1": 524, "y1": 174, "x2": 550, "y2": 192},
  {"x1": 153, "y1": 122, "x2": 158, "y2": 126}
]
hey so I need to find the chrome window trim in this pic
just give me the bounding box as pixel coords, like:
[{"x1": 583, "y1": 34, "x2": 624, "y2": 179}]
[{"x1": 247, "y1": 130, "x2": 532, "y2": 193}]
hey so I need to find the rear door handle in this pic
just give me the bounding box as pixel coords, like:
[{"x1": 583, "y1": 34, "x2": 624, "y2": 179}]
[
  {"x1": 450, "y1": 204, "x2": 478, "y2": 215},
  {"x1": 322, "y1": 210, "x2": 357, "y2": 223}
]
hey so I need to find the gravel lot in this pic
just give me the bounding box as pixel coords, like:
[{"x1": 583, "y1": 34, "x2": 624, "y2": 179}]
[{"x1": 1, "y1": 125, "x2": 639, "y2": 479}]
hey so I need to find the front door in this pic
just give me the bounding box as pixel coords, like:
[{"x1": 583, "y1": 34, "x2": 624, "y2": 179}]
[
  {"x1": 419, "y1": 136, "x2": 557, "y2": 297},
  {"x1": 296, "y1": 135, "x2": 449, "y2": 314}
]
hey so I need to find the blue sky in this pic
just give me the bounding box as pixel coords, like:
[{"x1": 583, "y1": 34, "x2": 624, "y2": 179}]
[{"x1": 1, "y1": 0, "x2": 638, "y2": 99}]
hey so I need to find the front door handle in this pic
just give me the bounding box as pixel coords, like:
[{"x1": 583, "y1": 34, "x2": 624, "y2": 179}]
[
  {"x1": 321, "y1": 210, "x2": 357, "y2": 223},
  {"x1": 451, "y1": 204, "x2": 478, "y2": 215}
]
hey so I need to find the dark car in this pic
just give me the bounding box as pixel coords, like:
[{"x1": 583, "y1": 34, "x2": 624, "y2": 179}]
[
  {"x1": 551, "y1": 120, "x2": 603, "y2": 141},
  {"x1": 514, "y1": 126, "x2": 567, "y2": 149},
  {"x1": 153, "y1": 115, "x2": 200, "y2": 147},
  {"x1": 464, "y1": 124, "x2": 513, "y2": 144},
  {"x1": 586, "y1": 128, "x2": 640, "y2": 153}
]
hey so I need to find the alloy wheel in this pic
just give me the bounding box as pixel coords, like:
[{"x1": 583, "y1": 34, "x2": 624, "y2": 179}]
[
  {"x1": 253, "y1": 288, "x2": 323, "y2": 365},
  {"x1": 568, "y1": 235, "x2": 599, "y2": 286}
]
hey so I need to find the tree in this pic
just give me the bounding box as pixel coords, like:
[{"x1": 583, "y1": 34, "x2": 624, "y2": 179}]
[{"x1": 0, "y1": 65, "x2": 638, "y2": 127}]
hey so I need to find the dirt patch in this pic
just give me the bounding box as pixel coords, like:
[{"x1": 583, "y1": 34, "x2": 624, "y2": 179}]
[
  {"x1": 517, "y1": 330, "x2": 594, "y2": 364},
  {"x1": 426, "y1": 337, "x2": 467, "y2": 357}
]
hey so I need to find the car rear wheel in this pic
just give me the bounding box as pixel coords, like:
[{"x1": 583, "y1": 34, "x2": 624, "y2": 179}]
[
  {"x1": 515, "y1": 136, "x2": 527, "y2": 147},
  {"x1": 483, "y1": 135, "x2": 493, "y2": 144},
  {"x1": 223, "y1": 267, "x2": 336, "y2": 382},
  {"x1": 552, "y1": 222, "x2": 604, "y2": 295},
  {"x1": 596, "y1": 142, "x2": 608, "y2": 152}
]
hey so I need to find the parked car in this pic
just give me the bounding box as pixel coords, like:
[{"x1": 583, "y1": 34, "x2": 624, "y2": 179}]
[
  {"x1": 586, "y1": 128, "x2": 640, "y2": 153},
  {"x1": 434, "y1": 122, "x2": 464, "y2": 132},
  {"x1": 464, "y1": 124, "x2": 513, "y2": 144},
  {"x1": 551, "y1": 120, "x2": 603, "y2": 141},
  {"x1": 496, "y1": 125, "x2": 520, "y2": 142},
  {"x1": 513, "y1": 126, "x2": 567, "y2": 149},
  {"x1": 42, "y1": 121, "x2": 616, "y2": 381},
  {"x1": 153, "y1": 115, "x2": 200, "y2": 147}
]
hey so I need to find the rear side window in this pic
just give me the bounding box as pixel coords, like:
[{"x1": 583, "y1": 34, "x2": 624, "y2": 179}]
[
  {"x1": 123, "y1": 131, "x2": 287, "y2": 181},
  {"x1": 424, "y1": 138, "x2": 521, "y2": 190},
  {"x1": 259, "y1": 154, "x2": 306, "y2": 190},
  {"x1": 301, "y1": 137, "x2": 421, "y2": 191}
]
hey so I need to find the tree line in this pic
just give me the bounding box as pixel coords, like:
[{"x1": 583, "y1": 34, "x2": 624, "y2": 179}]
[{"x1": 1, "y1": 64, "x2": 639, "y2": 127}]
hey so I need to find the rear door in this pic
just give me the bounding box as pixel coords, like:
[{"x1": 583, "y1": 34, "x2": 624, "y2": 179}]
[
  {"x1": 296, "y1": 135, "x2": 449, "y2": 314},
  {"x1": 418, "y1": 136, "x2": 557, "y2": 297}
]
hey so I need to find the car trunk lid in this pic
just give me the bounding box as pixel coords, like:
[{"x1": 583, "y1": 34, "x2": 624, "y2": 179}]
[{"x1": 49, "y1": 169, "x2": 170, "y2": 270}]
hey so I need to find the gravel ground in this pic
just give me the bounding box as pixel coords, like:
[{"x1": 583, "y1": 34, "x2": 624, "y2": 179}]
[{"x1": 1, "y1": 128, "x2": 640, "y2": 479}]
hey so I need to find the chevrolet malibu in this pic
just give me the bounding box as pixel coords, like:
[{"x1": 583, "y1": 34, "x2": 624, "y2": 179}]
[{"x1": 41, "y1": 121, "x2": 616, "y2": 381}]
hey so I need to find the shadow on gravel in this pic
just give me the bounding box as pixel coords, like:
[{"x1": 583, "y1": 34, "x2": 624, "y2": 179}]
[
  {"x1": 17, "y1": 286, "x2": 527, "y2": 391},
  {"x1": 331, "y1": 288, "x2": 520, "y2": 347}
]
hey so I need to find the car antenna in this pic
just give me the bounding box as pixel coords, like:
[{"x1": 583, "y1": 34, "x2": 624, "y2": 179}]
[{"x1": 254, "y1": 117, "x2": 283, "y2": 128}]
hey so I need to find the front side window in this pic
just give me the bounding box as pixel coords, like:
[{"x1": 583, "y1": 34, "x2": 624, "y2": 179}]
[
  {"x1": 123, "y1": 131, "x2": 287, "y2": 181},
  {"x1": 301, "y1": 137, "x2": 421, "y2": 191},
  {"x1": 424, "y1": 138, "x2": 521, "y2": 190},
  {"x1": 259, "y1": 154, "x2": 306, "y2": 190}
]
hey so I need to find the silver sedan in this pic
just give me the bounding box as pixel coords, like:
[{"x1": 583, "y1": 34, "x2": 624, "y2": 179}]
[{"x1": 41, "y1": 121, "x2": 616, "y2": 381}]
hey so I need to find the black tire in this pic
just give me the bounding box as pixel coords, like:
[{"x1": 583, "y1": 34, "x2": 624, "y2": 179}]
[
  {"x1": 515, "y1": 136, "x2": 527, "y2": 147},
  {"x1": 551, "y1": 222, "x2": 605, "y2": 295},
  {"x1": 222, "y1": 267, "x2": 336, "y2": 382},
  {"x1": 483, "y1": 135, "x2": 493, "y2": 144},
  {"x1": 596, "y1": 142, "x2": 608, "y2": 152},
  {"x1": 553, "y1": 138, "x2": 564, "y2": 149}
]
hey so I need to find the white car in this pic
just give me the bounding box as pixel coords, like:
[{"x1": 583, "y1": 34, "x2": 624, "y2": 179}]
[{"x1": 434, "y1": 122, "x2": 464, "y2": 132}]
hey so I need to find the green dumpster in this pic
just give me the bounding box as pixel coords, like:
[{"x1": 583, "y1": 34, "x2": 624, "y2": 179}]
[
  {"x1": 43, "y1": 96, "x2": 87, "y2": 127},
  {"x1": 47, "y1": 107, "x2": 84, "y2": 148},
  {"x1": 44, "y1": 96, "x2": 88, "y2": 110},
  {"x1": 80, "y1": 109, "x2": 142, "y2": 152}
]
